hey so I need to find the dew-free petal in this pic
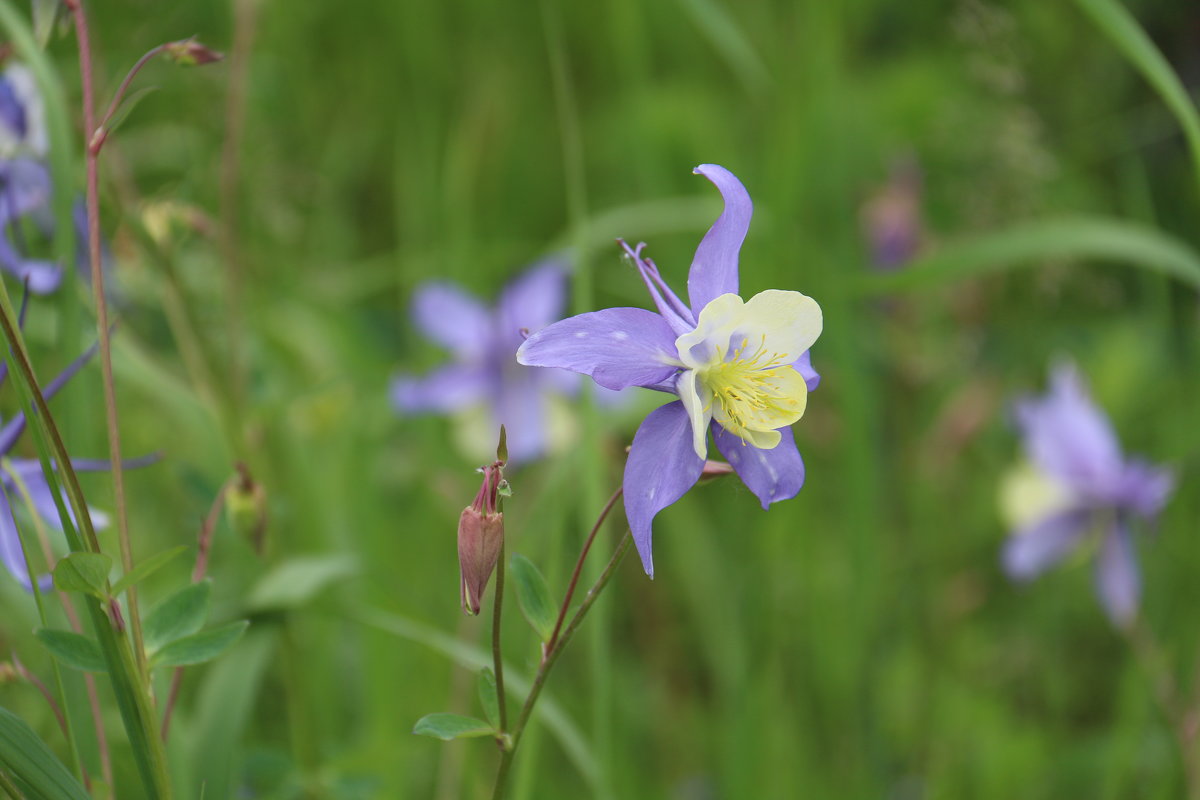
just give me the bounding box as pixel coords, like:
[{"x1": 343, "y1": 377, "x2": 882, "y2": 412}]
[
  {"x1": 410, "y1": 282, "x2": 492, "y2": 359},
  {"x1": 390, "y1": 364, "x2": 488, "y2": 414},
  {"x1": 713, "y1": 422, "x2": 805, "y2": 509},
  {"x1": 1002, "y1": 509, "x2": 1089, "y2": 580},
  {"x1": 496, "y1": 259, "x2": 567, "y2": 341},
  {"x1": 1096, "y1": 522, "x2": 1139, "y2": 628},
  {"x1": 623, "y1": 401, "x2": 706, "y2": 577},
  {"x1": 793, "y1": 350, "x2": 820, "y2": 392},
  {"x1": 516, "y1": 307, "x2": 680, "y2": 391},
  {"x1": 687, "y1": 164, "x2": 750, "y2": 313}
]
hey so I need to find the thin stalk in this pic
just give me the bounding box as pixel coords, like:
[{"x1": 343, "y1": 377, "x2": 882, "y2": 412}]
[
  {"x1": 545, "y1": 487, "x2": 622, "y2": 654},
  {"x1": 0, "y1": 277, "x2": 171, "y2": 797},
  {"x1": 1126, "y1": 618, "x2": 1200, "y2": 800},
  {"x1": 64, "y1": 0, "x2": 149, "y2": 680},
  {"x1": 492, "y1": 540, "x2": 508, "y2": 734},
  {"x1": 162, "y1": 479, "x2": 232, "y2": 742},
  {"x1": 90, "y1": 43, "x2": 168, "y2": 153},
  {"x1": 491, "y1": 532, "x2": 631, "y2": 800}
]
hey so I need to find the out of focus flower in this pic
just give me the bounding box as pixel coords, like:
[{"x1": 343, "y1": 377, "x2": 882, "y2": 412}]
[
  {"x1": 0, "y1": 303, "x2": 150, "y2": 591},
  {"x1": 518, "y1": 164, "x2": 823, "y2": 577},
  {"x1": 0, "y1": 64, "x2": 110, "y2": 294},
  {"x1": 1001, "y1": 362, "x2": 1174, "y2": 627},
  {"x1": 861, "y1": 158, "x2": 922, "y2": 270},
  {"x1": 391, "y1": 259, "x2": 578, "y2": 464}
]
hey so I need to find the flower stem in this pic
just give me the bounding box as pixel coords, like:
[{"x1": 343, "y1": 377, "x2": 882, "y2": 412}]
[
  {"x1": 1126, "y1": 618, "x2": 1200, "y2": 799},
  {"x1": 545, "y1": 487, "x2": 623, "y2": 654},
  {"x1": 63, "y1": 0, "x2": 150, "y2": 681},
  {"x1": 491, "y1": 530, "x2": 631, "y2": 800},
  {"x1": 493, "y1": 539, "x2": 509, "y2": 734}
]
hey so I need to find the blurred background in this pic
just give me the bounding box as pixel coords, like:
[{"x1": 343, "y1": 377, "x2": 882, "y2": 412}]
[{"x1": 1, "y1": 0, "x2": 1198, "y2": 797}]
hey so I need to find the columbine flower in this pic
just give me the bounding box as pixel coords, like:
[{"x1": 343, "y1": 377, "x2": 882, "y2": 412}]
[
  {"x1": 0, "y1": 301, "x2": 147, "y2": 591},
  {"x1": 1001, "y1": 362, "x2": 1174, "y2": 627},
  {"x1": 391, "y1": 259, "x2": 578, "y2": 464},
  {"x1": 517, "y1": 164, "x2": 823, "y2": 576}
]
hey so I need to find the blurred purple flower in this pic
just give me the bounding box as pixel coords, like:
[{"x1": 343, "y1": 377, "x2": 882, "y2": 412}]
[
  {"x1": 391, "y1": 259, "x2": 578, "y2": 464},
  {"x1": 518, "y1": 164, "x2": 823, "y2": 577},
  {"x1": 0, "y1": 301, "x2": 153, "y2": 591},
  {"x1": 0, "y1": 65, "x2": 110, "y2": 294},
  {"x1": 1001, "y1": 363, "x2": 1174, "y2": 627},
  {"x1": 861, "y1": 158, "x2": 922, "y2": 270}
]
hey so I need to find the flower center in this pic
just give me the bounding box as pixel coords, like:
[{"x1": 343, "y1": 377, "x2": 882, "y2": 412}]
[{"x1": 699, "y1": 335, "x2": 806, "y2": 435}]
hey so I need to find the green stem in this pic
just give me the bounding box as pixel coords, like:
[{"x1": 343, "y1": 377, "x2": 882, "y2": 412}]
[
  {"x1": 0, "y1": 280, "x2": 171, "y2": 798},
  {"x1": 491, "y1": 532, "x2": 631, "y2": 800},
  {"x1": 493, "y1": 540, "x2": 508, "y2": 734}
]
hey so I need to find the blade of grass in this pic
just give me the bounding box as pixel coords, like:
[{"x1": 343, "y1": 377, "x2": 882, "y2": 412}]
[{"x1": 860, "y1": 217, "x2": 1200, "y2": 295}]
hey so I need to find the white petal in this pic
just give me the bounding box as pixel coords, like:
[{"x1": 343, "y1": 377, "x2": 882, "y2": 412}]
[
  {"x1": 675, "y1": 290, "x2": 823, "y2": 370},
  {"x1": 676, "y1": 369, "x2": 712, "y2": 460}
]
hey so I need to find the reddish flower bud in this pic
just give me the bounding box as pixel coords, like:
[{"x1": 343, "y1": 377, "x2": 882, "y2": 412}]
[
  {"x1": 458, "y1": 461, "x2": 505, "y2": 616},
  {"x1": 163, "y1": 38, "x2": 224, "y2": 66}
]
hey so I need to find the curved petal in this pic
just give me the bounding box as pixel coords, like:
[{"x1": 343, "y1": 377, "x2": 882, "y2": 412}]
[
  {"x1": 793, "y1": 350, "x2": 820, "y2": 392},
  {"x1": 623, "y1": 401, "x2": 706, "y2": 577},
  {"x1": 676, "y1": 290, "x2": 822, "y2": 370},
  {"x1": 491, "y1": 366, "x2": 551, "y2": 465},
  {"x1": 713, "y1": 423, "x2": 805, "y2": 509},
  {"x1": 391, "y1": 364, "x2": 488, "y2": 414},
  {"x1": 687, "y1": 164, "x2": 751, "y2": 313},
  {"x1": 1015, "y1": 363, "x2": 1122, "y2": 493},
  {"x1": 675, "y1": 369, "x2": 713, "y2": 459},
  {"x1": 410, "y1": 282, "x2": 492, "y2": 359},
  {"x1": 1095, "y1": 522, "x2": 1140, "y2": 628},
  {"x1": 497, "y1": 259, "x2": 568, "y2": 341},
  {"x1": 1001, "y1": 509, "x2": 1089, "y2": 580},
  {"x1": 516, "y1": 307, "x2": 680, "y2": 391}
]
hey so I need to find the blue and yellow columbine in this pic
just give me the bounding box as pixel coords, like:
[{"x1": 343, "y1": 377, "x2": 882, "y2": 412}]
[
  {"x1": 1001, "y1": 362, "x2": 1174, "y2": 628},
  {"x1": 517, "y1": 164, "x2": 822, "y2": 576}
]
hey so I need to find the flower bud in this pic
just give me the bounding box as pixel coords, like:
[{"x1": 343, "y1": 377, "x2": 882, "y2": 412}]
[
  {"x1": 226, "y1": 462, "x2": 268, "y2": 556},
  {"x1": 163, "y1": 38, "x2": 224, "y2": 66},
  {"x1": 458, "y1": 460, "x2": 505, "y2": 616}
]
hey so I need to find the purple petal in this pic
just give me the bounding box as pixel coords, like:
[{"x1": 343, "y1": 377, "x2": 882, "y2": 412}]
[
  {"x1": 491, "y1": 366, "x2": 551, "y2": 465},
  {"x1": 410, "y1": 282, "x2": 491, "y2": 359},
  {"x1": 9, "y1": 467, "x2": 105, "y2": 532},
  {"x1": 0, "y1": 75, "x2": 27, "y2": 141},
  {"x1": 687, "y1": 164, "x2": 751, "y2": 314},
  {"x1": 0, "y1": 158, "x2": 51, "y2": 220},
  {"x1": 620, "y1": 240, "x2": 695, "y2": 337},
  {"x1": 712, "y1": 423, "x2": 805, "y2": 510},
  {"x1": 623, "y1": 401, "x2": 706, "y2": 577},
  {"x1": 391, "y1": 364, "x2": 488, "y2": 414},
  {"x1": 496, "y1": 259, "x2": 568, "y2": 342},
  {"x1": 516, "y1": 307, "x2": 680, "y2": 392},
  {"x1": 1095, "y1": 522, "x2": 1140, "y2": 628},
  {"x1": 1114, "y1": 459, "x2": 1175, "y2": 519},
  {"x1": 1002, "y1": 509, "x2": 1089, "y2": 580},
  {"x1": 0, "y1": 340, "x2": 98, "y2": 454},
  {"x1": 793, "y1": 350, "x2": 820, "y2": 392},
  {"x1": 0, "y1": 481, "x2": 51, "y2": 591},
  {"x1": 1014, "y1": 363, "x2": 1123, "y2": 494}
]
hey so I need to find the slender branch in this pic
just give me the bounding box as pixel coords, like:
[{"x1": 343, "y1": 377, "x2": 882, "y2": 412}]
[
  {"x1": 89, "y1": 43, "x2": 168, "y2": 153},
  {"x1": 162, "y1": 479, "x2": 232, "y2": 742},
  {"x1": 492, "y1": 539, "x2": 508, "y2": 735},
  {"x1": 491, "y1": 531, "x2": 631, "y2": 800},
  {"x1": 63, "y1": 0, "x2": 148, "y2": 678},
  {"x1": 1126, "y1": 618, "x2": 1200, "y2": 800},
  {"x1": 545, "y1": 487, "x2": 622, "y2": 655}
]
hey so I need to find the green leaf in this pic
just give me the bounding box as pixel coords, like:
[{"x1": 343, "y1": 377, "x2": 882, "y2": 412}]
[
  {"x1": 34, "y1": 629, "x2": 107, "y2": 673},
  {"x1": 478, "y1": 668, "x2": 500, "y2": 729},
  {"x1": 1073, "y1": 0, "x2": 1200, "y2": 193},
  {"x1": 862, "y1": 217, "x2": 1200, "y2": 295},
  {"x1": 247, "y1": 554, "x2": 358, "y2": 612},
  {"x1": 151, "y1": 620, "x2": 249, "y2": 668},
  {"x1": 110, "y1": 544, "x2": 188, "y2": 597},
  {"x1": 0, "y1": 706, "x2": 90, "y2": 800},
  {"x1": 412, "y1": 713, "x2": 495, "y2": 741},
  {"x1": 52, "y1": 552, "x2": 111, "y2": 598},
  {"x1": 143, "y1": 580, "x2": 211, "y2": 654},
  {"x1": 509, "y1": 554, "x2": 557, "y2": 642}
]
